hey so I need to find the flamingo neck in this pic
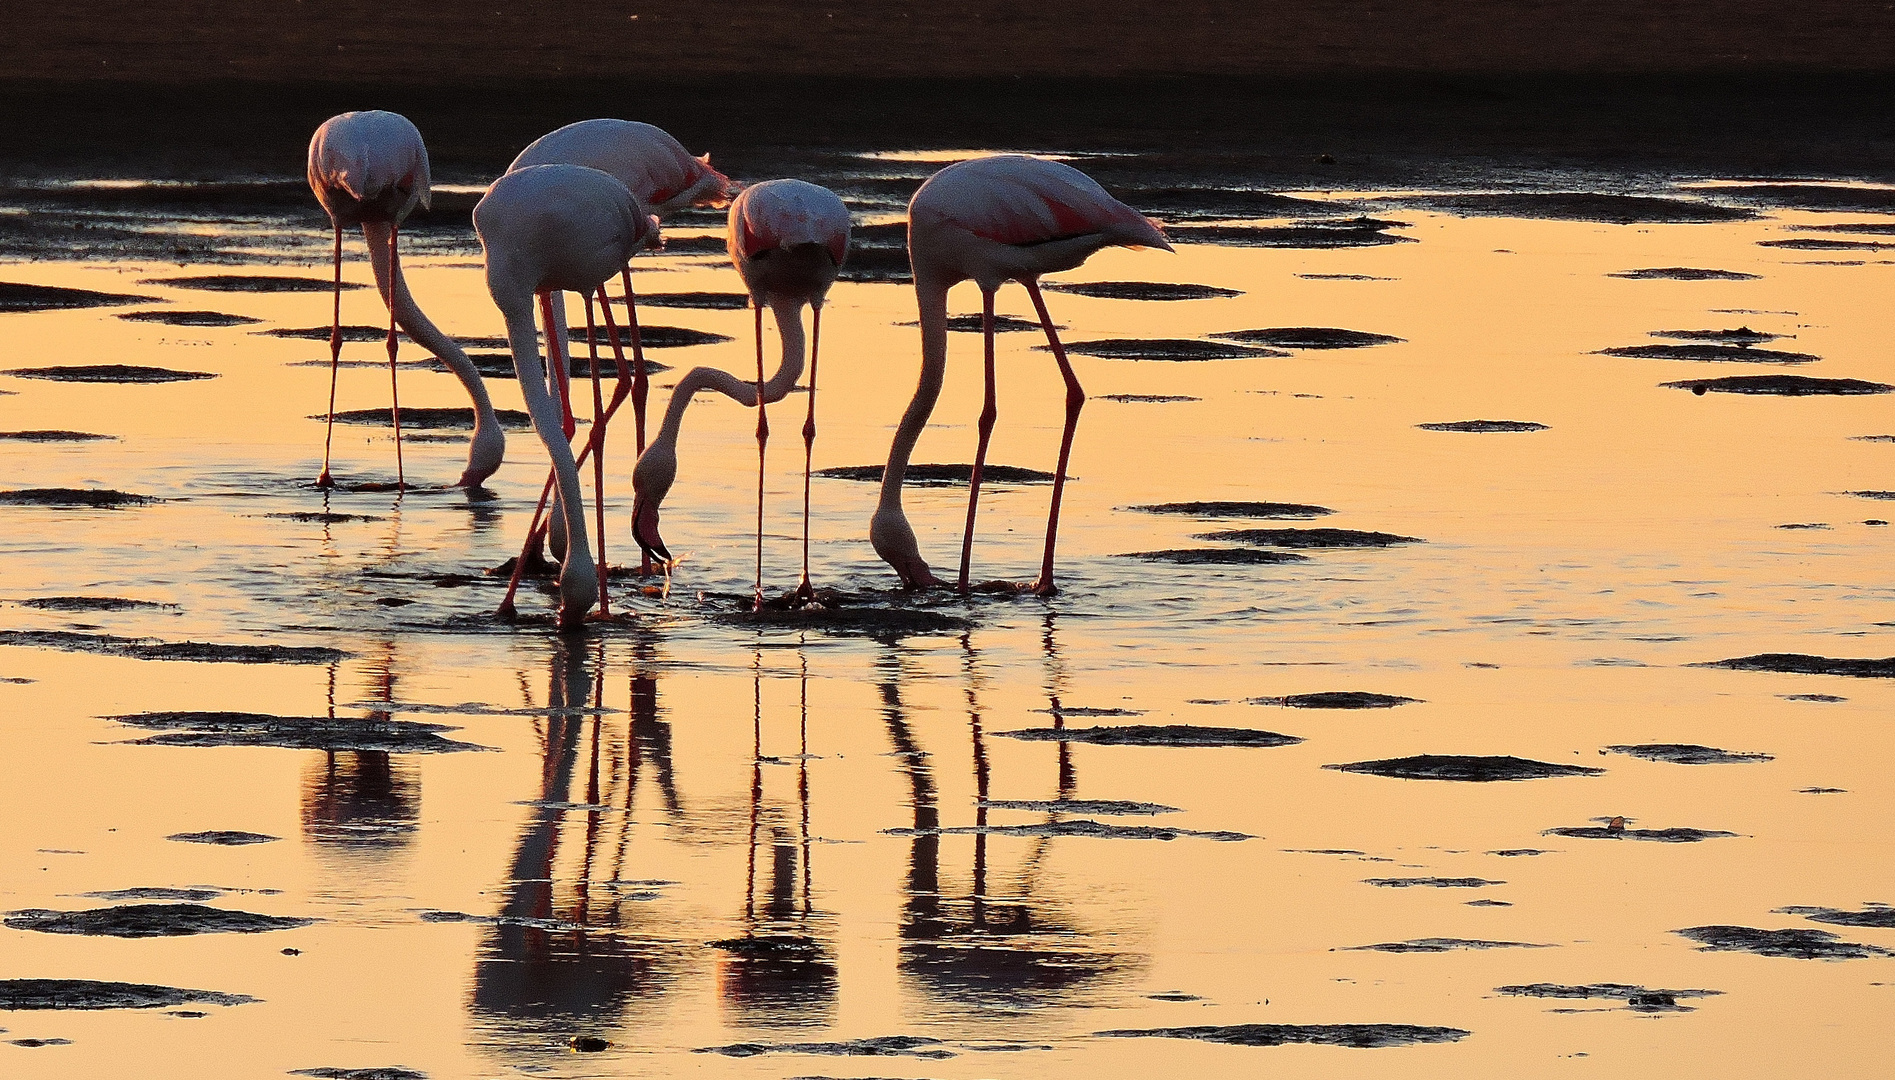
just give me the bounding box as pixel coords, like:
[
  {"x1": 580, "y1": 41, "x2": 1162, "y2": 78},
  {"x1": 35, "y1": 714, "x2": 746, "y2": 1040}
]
[
  {"x1": 648, "y1": 296, "x2": 807, "y2": 458},
  {"x1": 877, "y1": 277, "x2": 950, "y2": 514}
]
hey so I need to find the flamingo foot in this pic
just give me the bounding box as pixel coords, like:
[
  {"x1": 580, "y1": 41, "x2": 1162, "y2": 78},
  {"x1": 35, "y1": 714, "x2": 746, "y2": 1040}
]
[{"x1": 316, "y1": 469, "x2": 335, "y2": 489}]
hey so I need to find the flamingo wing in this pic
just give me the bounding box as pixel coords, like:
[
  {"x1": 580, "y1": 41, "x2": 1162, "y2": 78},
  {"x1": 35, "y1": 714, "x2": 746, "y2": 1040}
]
[
  {"x1": 307, "y1": 111, "x2": 431, "y2": 211},
  {"x1": 510, "y1": 119, "x2": 732, "y2": 210},
  {"x1": 914, "y1": 154, "x2": 1167, "y2": 250}
]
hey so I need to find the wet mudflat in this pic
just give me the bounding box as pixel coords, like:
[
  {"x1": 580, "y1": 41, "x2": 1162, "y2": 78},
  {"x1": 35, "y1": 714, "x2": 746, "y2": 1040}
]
[{"x1": 0, "y1": 161, "x2": 1891, "y2": 1080}]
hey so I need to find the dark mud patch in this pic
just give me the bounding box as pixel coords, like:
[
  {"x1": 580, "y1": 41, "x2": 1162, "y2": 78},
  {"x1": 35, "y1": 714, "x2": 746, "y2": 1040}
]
[
  {"x1": 721, "y1": 604, "x2": 971, "y2": 638},
  {"x1": 1168, "y1": 220, "x2": 1414, "y2": 249},
  {"x1": 1197, "y1": 527, "x2": 1423, "y2": 548},
  {"x1": 260, "y1": 512, "x2": 384, "y2": 524},
  {"x1": 1664, "y1": 375, "x2": 1893, "y2": 396},
  {"x1": 1119, "y1": 548, "x2": 1311, "y2": 565},
  {"x1": 0, "y1": 631, "x2": 344, "y2": 664},
  {"x1": 1800, "y1": 787, "x2": 1848, "y2": 794},
  {"x1": 1128, "y1": 500, "x2": 1334, "y2": 519},
  {"x1": 449, "y1": 350, "x2": 671, "y2": 381},
  {"x1": 1652, "y1": 327, "x2": 1782, "y2": 344},
  {"x1": 1698, "y1": 653, "x2": 1895, "y2": 678},
  {"x1": 1760, "y1": 238, "x2": 1894, "y2": 251},
  {"x1": 1300, "y1": 273, "x2": 1395, "y2": 280},
  {"x1": 2, "y1": 364, "x2": 215, "y2": 383},
  {"x1": 885, "y1": 819, "x2": 1249, "y2": 841},
  {"x1": 573, "y1": 324, "x2": 734, "y2": 349},
  {"x1": 1710, "y1": 185, "x2": 1895, "y2": 214},
  {"x1": 10, "y1": 1038, "x2": 72, "y2": 1047},
  {"x1": 1606, "y1": 743, "x2": 1772, "y2": 764},
  {"x1": 1602, "y1": 344, "x2": 1819, "y2": 363},
  {"x1": 1246, "y1": 691, "x2": 1418, "y2": 709},
  {"x1": 312, "y1": 407, "x2": 539, "y2": 431},
  {"x1": 1328, "y1": 755, "x2": 1604, "y2": 781},
  {"x1": 107, "y1": 711, "x2": 486, "y2": 753},
  {"x1": 0, "y1": 979, "x2": 254, "y2": 1010},
  {"x1": 1467, "y1": 899, "x2": 1513, "y2": 907},
  {"x1": 5, "y1": 904, "x2": 313, "y2": 938},
  {"x1": 165, "y1": 831, "x2": 278, "y2": 845},
  {"x1": 1786, "y1": 689, "x2": 1848, "y2": 701},
  {"x1": 1342, "y1": 938, "x2": 1551, "y2": 953},
  {"x1": 1498, "y1": 983, "x2": 1720, "y2": 1011},
  {"x1": 1099, "y1": 393, "x2": 1200, "y2": 403},
  {"x1": 1610, "y1": 267, "x2": 1760, "y2": 281},
  {"x1": 633, "y1": 290, "x2": 751, "y2": 310},
  {"x1": 1391, "y1": 192, "x2": 1752, "y2": 223},
  {"x1": 1776, "y1": 905, "x2": 1895, "y2": 929},
  {"x1": 1095, "y1": 1023, "x2": 1467, "y2": 1048},
  {"x1": 815, "y1": 464, "x2": 1055, "y2": 485},
  {"x1": 258, "y1": 324, "x2": 407, "y2": 343},
  {"x1": 21, "y1": 597, "x2": 170, "y2": 612},
  {"x1": 116, "y1": 309, "x2": 260, "y2": 327},
  {"x1": 0, "y1": 430, "x2": 115, "y2": 442},
  {"x1": 1417, "y1": 420, "x2": 1547, "y2": 432},
  {"x1": 141, "y1": 274, "x2": 362, "y2": 293},
  {"x1": 905, "y1": 313, "x2": 1050, "y2": 333},
  {"x1": 0, "y1": 282, "x2": 153, "y2": 312},
  {"x1": 0, "y1": 489, "x2": 154, "y2": 508},
  {"x1": 1490, "y1": 849, "x2": 1546, "y2": 857},
  {"x1": 1212, "y1": 327, "x2": 1403, "y2": 349},
  {"x1": 1675, "y1": 925, "x2": 1892, "y2": 960},
  {"x1": 696, "y1": 1035, "x2": 954, "y2": 1059},
  {"x1": 1055, "y1": 338, "x2": 1286, "y2": 361},
  {"x1": 77, "y1": 887, "x2": 221, "y2": 902},
  {"x1": 1851, "y1": 491, "x2": 1895, "y2": 501},
  {"x1": 1044, "y1": 281, "x2": 1241, "y2": 301},
  {"x1": 1365, "y1": 877, "x2": 1505, "y2": 888},
  {"x1": 1545, "y1": 824, "x2": 1737, "y2": 843},
  {"x1": 998, "y1": 724, "x2": 1301, "y2": 748},
  {"x1": 979, "y1": 798, "x2": 1179, "y2": 815},
  {"x1": 289, "y1": 1061, "x2": 428, "y2": 1068}
]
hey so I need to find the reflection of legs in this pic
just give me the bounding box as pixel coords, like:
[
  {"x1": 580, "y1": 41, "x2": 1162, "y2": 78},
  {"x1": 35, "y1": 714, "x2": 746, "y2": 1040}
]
[
  {"x1": 795, "y1": 304, "x2": 823, "y2": 600},
  {"x1": 752, "y1": 304, "x2": 769, "y2": 613},
  {"x1": 384, "y1": 224, "x2": 406, "y2": 489},
  {"x1": 1024, "y1": 279, "x2": 1083, "y2": 597},
  {"x1": 957, "y1": 288, "x2": 998, "y2": 592},
  {"x1": 318, "y1": 223, "x2": 343, "y2": 488},
  {"x1": 584, "y1": 293, "x2": 612, "y2": 617}
]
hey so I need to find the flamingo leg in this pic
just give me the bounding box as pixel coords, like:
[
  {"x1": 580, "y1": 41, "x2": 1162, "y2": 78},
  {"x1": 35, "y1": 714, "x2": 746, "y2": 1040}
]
[
  {"x1": 752, "y1": 303, "x2": 769, "y2": 613},
  {"x1": 497, "y1": 473, "x2": 556, "y2": 620},
  {"x1": 318, "y1": 221, "x2": 342, "y2": 488},
  {"x1": 583, "y1": 293, "x2": 612, "y2": 618},
  {"x1": 794, "y1": 303, "x2": 822, "y2": 602},
  {"x1": 385, "y1": 222, "x2": 405, "y2": 490},
  {"x1": 1024, "y1": 279, "x2": 1083, "y2": 597},
  {"x1": 620, "y1": 268, "x2": 652, "y2": 577},
  {"x1": 957, "y1": 288, "x2": 998, "y2": 593}
]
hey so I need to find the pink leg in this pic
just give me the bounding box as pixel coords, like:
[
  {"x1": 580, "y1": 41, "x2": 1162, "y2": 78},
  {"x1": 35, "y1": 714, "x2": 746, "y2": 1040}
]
[
  {"x1": 539, "y1": 292, "x2": 576, "y2": 440},
  {"x1": 1024, "y1": 279, "x2": 1083, "y2": 596},
  {"x1": 497, "y1": 474, "x2": 555, "y2": 620},
  {"x1": 385, "y1": 223, "x2": 405, "y2": 489},
  {"x1": 794, "y1": 304, "x2": 822, "y2": 602},
  {"x1": 957, "y1": 288, "x2": 998, "y2": 593},
  {"x1": 616, "y1": 268, "x2": 651, "y2": 577},
  {"x1": 584, "y1": 293, "x2": 611, "y2": 618},
  {"x1": 318, "y1": 222, "x2": 342, "y2": 488},
  {"x1": 752, "y1": 304, "x2": 769, "y2": 613}
]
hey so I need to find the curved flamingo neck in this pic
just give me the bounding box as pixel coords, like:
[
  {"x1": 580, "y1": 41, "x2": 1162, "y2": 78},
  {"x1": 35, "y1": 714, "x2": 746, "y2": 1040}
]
[
  {"x1": 363, "y1": 222, "x2": 501, "y2": 450},
  {"x1": 878, "y1": 277, "x2": 950, "y2": 514},
  {"x1": 649, "y1": 296, "x2": 807, "y2": 458}
]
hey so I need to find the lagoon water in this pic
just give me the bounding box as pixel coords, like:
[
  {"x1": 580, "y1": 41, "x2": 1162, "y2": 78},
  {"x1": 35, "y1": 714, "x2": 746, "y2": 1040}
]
[{"x1": 0, "y1": 154, "x2": 1891, "y2": 1077}]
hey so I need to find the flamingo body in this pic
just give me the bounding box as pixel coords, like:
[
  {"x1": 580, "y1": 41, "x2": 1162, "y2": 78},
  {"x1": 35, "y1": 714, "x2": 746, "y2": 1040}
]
[
  {"x1": 308, "y1": 111, "x2": 432, "y2": 226},
  {"x1": 476, "y1": 163, "x2": 656, "y2": 630},
  {"x1": 509, "y1": 119, "x2": 732, "y2": 214},
  {"x1": 632, "y1": 179, "x2": 851, "y2": 594},
  {"x1": 871, "y1": 154, "x2": 1169, "y2": 592}
]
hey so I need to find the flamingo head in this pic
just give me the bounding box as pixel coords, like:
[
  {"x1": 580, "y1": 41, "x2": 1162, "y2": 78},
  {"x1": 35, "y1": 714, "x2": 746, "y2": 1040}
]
[
  {"x1": 870, "y1": 505, "x2": 941, "y2": 590},
  {"x1": 454, "y1": 416, "x2": 506, "y2": 489},
  {"x1": 630, "y1": 441, "x2": 677, "y2": 568}
]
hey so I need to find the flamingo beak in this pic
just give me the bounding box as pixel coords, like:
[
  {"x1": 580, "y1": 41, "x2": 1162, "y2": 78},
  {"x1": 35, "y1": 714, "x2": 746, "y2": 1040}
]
[{"x1": 631, "y1": 495, "x2": 672, "y2": 568}]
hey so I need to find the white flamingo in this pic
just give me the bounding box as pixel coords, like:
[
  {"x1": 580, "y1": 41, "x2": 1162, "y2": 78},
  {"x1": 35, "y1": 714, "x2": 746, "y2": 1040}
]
[
  {"x1": 631, "y1": 179, "x2": 850, "y2": 610},
  {"x1": 475, "y1": 163, "x2": 656, "y2": 631},
  {"x1": 869, "y1": 155, "x2": 1170, "y2": 595},
  {"x1": 307, "y1": 110, "x2": 504, "y2": 489}
]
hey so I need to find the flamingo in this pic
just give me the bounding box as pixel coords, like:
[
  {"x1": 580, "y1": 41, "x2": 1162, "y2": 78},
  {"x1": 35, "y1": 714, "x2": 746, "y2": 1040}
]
[
  {"x1": 307, "y1": 110, "x2": 504, "y2": 489},
  {"x1": 474, "y1": 163, "x2": 656, "y2": 631},
  {"x1": 869, "y1": 155, "x2": 1169, "y2": 596},
  {"x1": 503, "y1": 120, "x2": 734, "y2": 579},
  {"x1": 629, "y1": 179, "x2": 850, "y2": 611}
]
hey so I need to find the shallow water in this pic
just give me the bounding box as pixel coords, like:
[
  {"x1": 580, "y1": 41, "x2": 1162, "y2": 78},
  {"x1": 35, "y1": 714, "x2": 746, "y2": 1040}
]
[{"x1": 0, "y1": 158, "x2": 1891, "y2": 1078}]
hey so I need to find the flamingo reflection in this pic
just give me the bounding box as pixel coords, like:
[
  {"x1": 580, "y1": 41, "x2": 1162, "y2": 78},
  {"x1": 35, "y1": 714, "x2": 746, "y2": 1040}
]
[{"x1": 301, "y1": 642, "x2": 417, "y2": 852}]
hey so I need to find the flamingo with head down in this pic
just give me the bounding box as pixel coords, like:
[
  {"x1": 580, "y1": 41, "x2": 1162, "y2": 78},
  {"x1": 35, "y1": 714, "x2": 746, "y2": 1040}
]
[
  {"x1": 870, "y1": 154, "x2": 1170, "y2": 596},
  {"x1": 475, "y1": 162, "x2": 656, "y2": 631},
  {"x1": 307, "y1": 110, "x2": 505, "y2": 490},
  {"x1": 631, "y1": 179, "x2": 851, "y2": 611}
]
